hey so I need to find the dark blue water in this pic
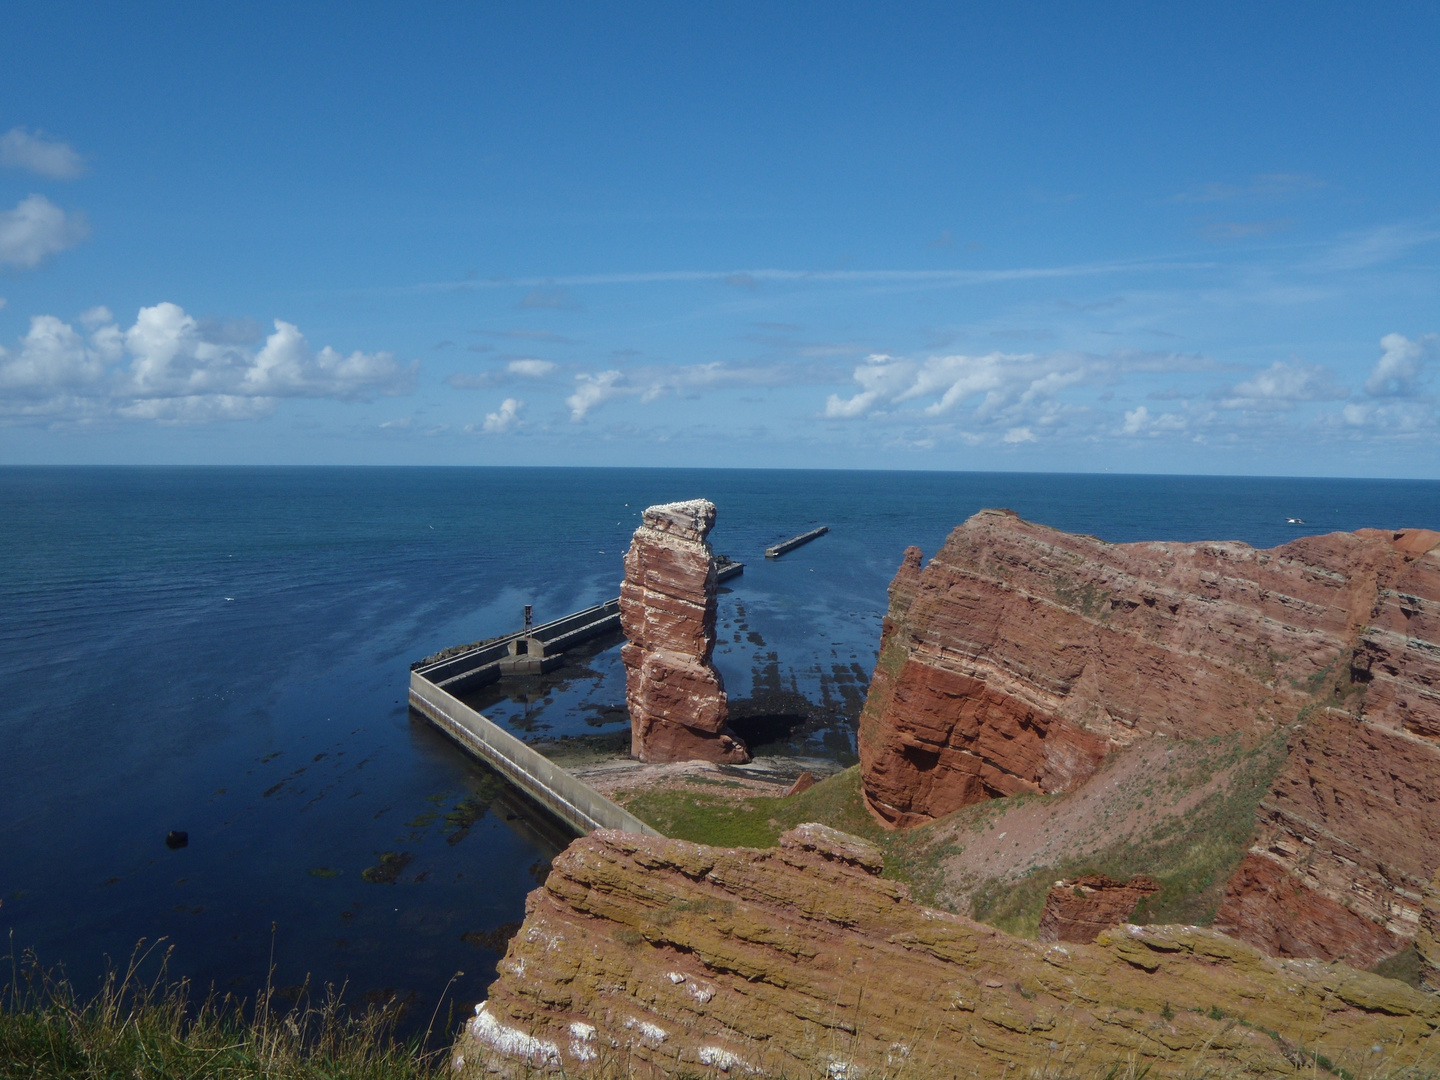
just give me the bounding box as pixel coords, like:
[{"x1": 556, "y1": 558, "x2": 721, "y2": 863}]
[{"x1": 2, "y1": 467, "x2": 1437, "y2": 1028}]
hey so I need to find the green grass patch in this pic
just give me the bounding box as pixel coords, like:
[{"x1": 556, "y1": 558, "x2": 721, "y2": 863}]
[
  {"x1": 621, "y1": 767, "x2": 954, "y2": 900},
  {"x1": 621, "y1": 767, "x2": 890, "y2": 850},
  {"x1": 1371, "y1": 945, "x2": 1422, "y2": 989}
]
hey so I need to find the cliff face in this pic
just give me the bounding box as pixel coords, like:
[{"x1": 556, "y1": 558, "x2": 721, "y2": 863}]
[
  {"x1": 456, "y1": 827, "x2": 1440, "y2": 1078},
  {"x1": 620, "y1": 499, "x2": 747, "y2": 764},
  {"x1": 1421, "y1": 867, "x2": 1439, "y2": 992},
  {"x1": 859, "y1": 510, "x2": 1440, "y2": 966},
  {"x1": 1038, "y1": 874, "x2": 1159, "y2": 944}
]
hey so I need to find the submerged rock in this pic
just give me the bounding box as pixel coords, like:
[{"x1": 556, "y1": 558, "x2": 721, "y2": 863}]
[{"x1": 620, "y1": 499, "x2": 747, "y2": 764}]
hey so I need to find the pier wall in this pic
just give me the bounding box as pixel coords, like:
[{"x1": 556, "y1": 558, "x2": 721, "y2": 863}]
[{"x1": 408, "y1": 670, "x2": 661, "y2": 838}]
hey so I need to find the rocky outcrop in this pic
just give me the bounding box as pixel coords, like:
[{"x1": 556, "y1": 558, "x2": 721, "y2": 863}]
[
  {"x1": 620, "y1": 499, "x2": 747, "y2": 764},
  {"x1": 1213, "y1": 709, "x2": 1440, "y2": 968},
  {"x1": 859, "y1": 510, "x2": 1440, "y2": 965},
  {"x1": 1038, "y1": 874, "x2": 1160, "y2": 944},
  {"x1": 456, "y1": 826, "x2": 1440, "y2": 1078},
  {"x1": 1419, "y1": 867, "x2": 1439, "y2": 992}
]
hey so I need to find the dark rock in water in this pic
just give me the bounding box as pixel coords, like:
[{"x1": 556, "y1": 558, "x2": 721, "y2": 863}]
[
  {"x1": 165, "y1": 830, "x2": 188, "y2": 850},
  {"x1": 361, "y1": 851, "x2": 414, "y2": 884}
]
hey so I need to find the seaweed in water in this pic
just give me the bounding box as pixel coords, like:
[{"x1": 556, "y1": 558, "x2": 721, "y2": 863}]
[
  {"x1": 441, "y1": 774, "x2": 505, "y2": 845},
  {"x1": 360, "y1": 851, "x2": 414, "y2": 884},
  {"x1": 460, "y1": 921, "x2": 522, "y2": 952}
]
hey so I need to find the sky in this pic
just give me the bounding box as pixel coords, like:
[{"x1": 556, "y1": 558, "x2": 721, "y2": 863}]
[{"x1": 1, "y1": 2, "x2": 1437, "y2": 474}]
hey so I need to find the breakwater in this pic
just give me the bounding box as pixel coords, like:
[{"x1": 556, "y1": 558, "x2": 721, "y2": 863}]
[
  {"x1": 408, "y1": 670, "x2": 660, "y2": 837},
  {"x1": 765, "y1": 525, "x2": 829, "y2": 558},
  {"x1": 412, "y1": 599, "x2": 621, "y2": 691}
]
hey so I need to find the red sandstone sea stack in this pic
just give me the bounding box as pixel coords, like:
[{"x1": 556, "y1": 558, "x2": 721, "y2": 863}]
[
  {"x1": 859, "y1": 509, "x2": 1440, "y2": 969},
  {"x1": 620, "y1": 499, "x2": 748, "y2": 764}
]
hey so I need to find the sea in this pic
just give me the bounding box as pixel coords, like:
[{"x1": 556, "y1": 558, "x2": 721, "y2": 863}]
[{"x1": 2, "y1": 467, "x2": 1437, "y2": 1031}]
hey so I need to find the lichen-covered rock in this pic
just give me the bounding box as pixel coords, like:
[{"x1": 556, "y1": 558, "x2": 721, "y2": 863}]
[
  {"x1": 620, "y1": 499, "x2": 747, "y2": 764},
  {"x1": 455, "y1": 827, "x2": 1440, "y2": 1078},
  {"x1": 858, "y1": 510, "x2": 1440, "y2": 966},
  {"x1": 1038, "y1": 874, "x2": 1160, "y2": 944}
]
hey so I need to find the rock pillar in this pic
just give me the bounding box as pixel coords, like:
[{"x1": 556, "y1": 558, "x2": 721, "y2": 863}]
[{"x1": 620, "y1": 499, "x2": 748, "y2": 764}]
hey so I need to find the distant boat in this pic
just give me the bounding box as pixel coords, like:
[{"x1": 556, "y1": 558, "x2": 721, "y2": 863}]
[{"x1": 1287, "y1": 518, "x2": 1306, "y2": 525}]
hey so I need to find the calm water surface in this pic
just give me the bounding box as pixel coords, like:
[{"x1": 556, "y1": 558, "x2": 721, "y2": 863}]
[{"x1": 2, "y1": 467, "x2": 1437, "y2": 1027}]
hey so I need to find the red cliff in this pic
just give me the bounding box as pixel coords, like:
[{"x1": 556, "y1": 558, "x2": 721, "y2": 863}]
[
  {"x1": 1421, "y1": 867, "x2": 1439, "y2": 992},
  {"x1": 620, "y1": 499, "x2": 747, "y2": 764},
  {"x1": 455, "y1": 827, "x2": 1440, "y2": 1078},
  {"x1": 1038, "y1": 874, "x2": 1160, "y2": 944},
  {"x1": 859, "y1": 509, "x2": 1440, "y2": 967}
]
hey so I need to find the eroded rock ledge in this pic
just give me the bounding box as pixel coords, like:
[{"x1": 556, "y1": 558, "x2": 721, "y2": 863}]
[
  {"x1": 859, "y1": 509, "x2": 1440, "y2": 967},
  {"x1": 456, "y1": 826, "x2": 1439, "y2": 1078}
]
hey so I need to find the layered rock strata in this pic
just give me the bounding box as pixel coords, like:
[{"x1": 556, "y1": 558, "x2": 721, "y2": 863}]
[
  {"x1": 859, "y1": 510, "x2": 1440, "y2": 966},
  {"x1": 456, "y1": 826, "x2": 1440, "y2": 1078},
  {"x1": 1419, "y1": 867, "x2": 1439, "y2": 992},
  {"x1": 1038, "y1": 874, "x2": 1160, "y2": 944},
  {"x1": 620, "y1": 499, "x2": 747, "y2": 764}
]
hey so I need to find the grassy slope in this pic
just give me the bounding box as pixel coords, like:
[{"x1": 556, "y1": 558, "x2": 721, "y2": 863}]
[
  {"x1": 965, "y1": 731, "x2": 1292, "y2": 936},
  {"x1": 621, "y1": 728, "x2": 1292, "y2": 942}
]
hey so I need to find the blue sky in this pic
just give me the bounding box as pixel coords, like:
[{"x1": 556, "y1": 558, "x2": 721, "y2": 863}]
[{"x1": 1, "y1": 2, "x2": 1437, "y2": 474}]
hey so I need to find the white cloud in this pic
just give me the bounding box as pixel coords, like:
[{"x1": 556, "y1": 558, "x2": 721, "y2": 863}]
[
  {"x1": 0, "y1": 195, "x2": 89, "y2": 269},
  {"x1": 1218, "y1": 361, "x2": 1347, "y2": 410},
  {"x1": 1364, "y1": 332, "x2": 1434, "y2": 398},
  {"x1": 561, "y1": 360, "x2": 802, "y2": 421},
  {"x1": 1335, "y1": 399, "x2": 1434, "y2": 434},
  {"x1": 0, "y1": 127, "x2": 86, "y2": 179},
  {"x1": 825, "y1": 350, "x2": 1100, "y2": 423},
  {"x1": 0, "y1": 302, "x2": 415, "y2": 424},
  {"x1": 1003, "y1": 426, "x2": 1036, "y2": 443},
  {"x1": 824, "y1": 354, "x2": 915, "y2": 417},
  {"x1": 567, "y1": 370, "x2": 626, "y2": 420},
  {"x1": 0, "y1": 315, "x2": 106, "y2": 390},
  {"x1": 446, "y1": 358, "x2": 559, "y2": 391},
  {"x1": 1120, "y1": 405, "x2": 1188, "y2": 436},
  {"x1": 482, "y1": 397, "x2": 523, "y2": 433}
]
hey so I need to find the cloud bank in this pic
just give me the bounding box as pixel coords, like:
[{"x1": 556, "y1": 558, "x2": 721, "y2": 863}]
[{"x1": 0, "y1": 303, "x2": 414, "y2": 424}]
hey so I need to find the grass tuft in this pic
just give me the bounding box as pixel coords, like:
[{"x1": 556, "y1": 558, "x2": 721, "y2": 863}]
[{"x1": 0, "y1": 936, "x2": 444, "y2": 1080}]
